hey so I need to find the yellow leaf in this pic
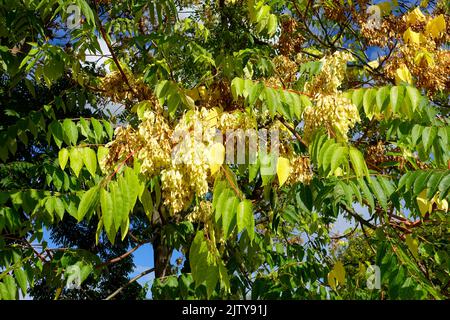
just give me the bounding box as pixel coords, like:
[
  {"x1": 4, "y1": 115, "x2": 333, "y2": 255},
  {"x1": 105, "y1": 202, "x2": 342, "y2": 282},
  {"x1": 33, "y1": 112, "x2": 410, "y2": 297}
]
[
  {"x1": 204, "y1": 107, "x2": 219, "y2": 128},
  {"x1": 395, "y1": 65, "x2": 413, "y2": 85},
  {"x1": 367, "y1": 59, "x2": 380, "y2": 70},
  {"x1": 358, "y1": 262, "x2": 367, "y2": 278},
  {"x1": 198, "y1": 85, "x2": 207, "y2": 99},
  {"x1": 416, "y1": 189, "x2": 432, "y2": 216},
  {"x1": 209, "y1": 142, "x2": 225, "y2": 175},
  {"x1": 403, "y1": 27, "x2": 422, "y2": 45},
  {"x1": 333, "y1": 167, "x2": 344, "y2": 177},
  {"x1": 425, "y1": 14, "x2": 446, "y2": 39},
  {"x1": 276, "y1": 156, "x2": 291, "y2": 187},
  {"x1": 405, "y1": 234, "x2": 419, "y2": 259},
  {"x1": 403, "y1": 7, "x2": 426, "y2": 26},
  {"x1": 377, "y1": 1, "x2": 392, "y2": 16},
  {"x1": 327, "y1": 271, "x2": 337, "y2": 291},
  {"x1": 420, "y1": 0, "x2": 429, "y2": 7},
  {"x1": 435, "y1": 197, "x2": 448, "y2": 212},
  {"x1": 186, "y1": 88, "x2": 200, "y2": 101},
  {"x1": 333, "y1": 261, "x2": 346, "y2": 285},
  {"x1": 414, "y1": 50, "x2": 435, "y2": 67}
]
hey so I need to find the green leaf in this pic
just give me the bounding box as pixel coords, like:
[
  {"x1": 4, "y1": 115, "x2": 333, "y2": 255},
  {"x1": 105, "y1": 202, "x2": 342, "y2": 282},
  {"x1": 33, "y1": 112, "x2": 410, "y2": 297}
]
[
  {"x1": 438, "y1": 173, "x2": 450, "y2": 200},
  {"x1": 110, "y1": 182, "x2": 123, "y2": 231},
  {"x1": 321, "y1": 142, "x2": 337, "y2": 173},
  {"x1": 212, "y1": 180, "x2": 227, "y2": 210},
  {"x1": 81, "y1": 148, "x2": 97, "y2": 177},
  {"x1": 376, "y1": 86, "x2": 390, "y2": 113},
  {"x1": 331, "y1": 146, "x2": 347, "y2": 174},
  {"x1": 390, "y1": 86, "x2": 406, "y2": 114},
  {"x1": 62, "y1": 119, "x2": 78, "y2": 146},
  {"x1": 363, "y1": 88, "x2": 377, "y2": 119},
  {"x1": 2, "y1": 275, "x2": 17, "y2": 300},
  {"x1": 358, "y1": 178, "x2": 374, "y2": 209},
  {"x1": 413, "y1": 170, "x2": 431, "y2": 196},
  {"x1": 426, "y1": 171, "x2": 445, "y2": 199},
  {"x1": 79, "y1": 117, "x2": 91, "y2": 138},
  {"x1": 264, "y1": 87, "x2": 279, "y2": 117},
  {"x1": 249, "y1": 156, "x2": 260, "y2": 183},
  {"x1": 317, "y1": 139, "x2": 335, "y2": 170},
  {"x1": 189, "y1": 231, "x2": 219, "y2": 297},
  {"x1": 406, "y1": 86, "x2": 421, "y2": 112},
  {"x1": 248, "y1": 81, "x2": 264, "y2": 105},
  {"x1": 100, "y1": 188, "x2": 114, "y2": 241},
  {"x1": 231, "y1": 77, "x2": 245, "y2": 100},
  {"x1": 422, "y1": 126, "x2": 437, "y2": 152},
  {"x1": 405, "y1": 235, "x2": 419, "y2": 259},
  {"x1": 69, "y1": 148, "x2": 83, "y2": 177},
  {"x1": 352, "y1": 88, "x2": 365, "y2": 110},
  {"x1": 411, "y1": 124, "x2": 424, "y2": 145},
  {"x1": 140, "y1": 188, "x2": 153, "y2": 221},
  {"x1": 221, "y1": 194, "x2": 239, "y2": 239},
  {"x1": 54, "y1": 197, "x2": 65, "y2": 221},
  {"x1": 49, "y1": 120, "x2": 63, "y2": 148},
  {"x1": 91, "y1": 118, "x2": 104, "y2": 143},
  {"x1": 58, "y1": 148, "x2": 69, "y2": 170},
  {"x1": 97, "y1": 146, "x2": 109, "y2": 174},
  {"x1": 237, "y1": 200, "x2": 254, "y2": 240},
  {"x1": 102, "y1": 120, "x2": 113, "y2": 140},
  {"x1": 77, "y1": 185, "x2": 100, "y2": 222},
  {"x1": 370, "y1": 176, "x2": 388, "y2": 211},
  {"x1": 44, "y1": 196, "x2": 55, "y2": 215},
  {"x1": 124, "y1": 167, "x2": 140, "y2": 212},
  {"x1": 349, "y1": 147, "x2": 368, "y2": 178},
  {"x1": 14, "y1": 268, "x2": 27, "y2": 296}
]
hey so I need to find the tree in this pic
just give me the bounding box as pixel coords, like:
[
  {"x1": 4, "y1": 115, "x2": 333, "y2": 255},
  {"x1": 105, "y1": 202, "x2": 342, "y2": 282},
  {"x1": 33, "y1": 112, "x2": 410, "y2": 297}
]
[
  {"x1": 0, "y1": 0, "x2": 449, "y2": 300},
  {"x1": 0, "y1": 67, "x2": 144, "y2": 299}
]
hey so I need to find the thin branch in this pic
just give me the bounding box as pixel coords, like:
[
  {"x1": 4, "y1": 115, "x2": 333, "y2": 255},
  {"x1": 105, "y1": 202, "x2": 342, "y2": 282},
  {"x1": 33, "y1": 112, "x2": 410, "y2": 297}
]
[
  {"x1": 95, "y1": 242, "x2": 146, "y2": 270},
  {"x1": 105, "y1": 267, "x2": 155, "y2": 300},
  {"x1": 221, "y1": 166, "x2": 244, "y2": 200},
  {"x1": 92, "y1": 0, "x2": 137, "y2": 95},
  {"x1": 344, "y1": 205, "x2": 376, "y2": 230},
  {"x1": 276, "y1": 116, "x2": 308, "y2": 148}
]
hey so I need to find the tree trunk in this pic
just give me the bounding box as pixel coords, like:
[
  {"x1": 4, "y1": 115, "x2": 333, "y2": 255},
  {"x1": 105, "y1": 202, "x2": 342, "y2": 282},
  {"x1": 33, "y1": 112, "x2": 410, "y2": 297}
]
[{"x1": 153, "y1": 231, "x2": 171, "y2": 278}]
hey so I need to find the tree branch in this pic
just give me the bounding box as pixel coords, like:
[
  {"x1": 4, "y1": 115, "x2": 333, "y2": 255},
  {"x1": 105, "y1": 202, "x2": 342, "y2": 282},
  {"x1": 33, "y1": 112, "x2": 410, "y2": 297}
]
[
  {"x1": 104, "y1": 267, "x2": 155, "y2": 300},
  {"x1": 95, "y1": 242, "x2": 146, "y2": 270},
  {"x1": 92, "y1": 0, "x2": 137, "y2": 95}
]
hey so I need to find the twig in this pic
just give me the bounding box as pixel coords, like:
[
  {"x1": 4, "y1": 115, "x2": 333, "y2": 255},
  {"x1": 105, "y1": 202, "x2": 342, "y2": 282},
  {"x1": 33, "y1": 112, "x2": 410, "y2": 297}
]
[
  {"x1": 276, "y1": 116, "x2": 308, "y2": 148},
  {"x1": 105, "y1": 267, "x2": 155, "y2": 300},
  {"x1": 221, "y1": 166, "x2": 244, "y2": 200},
  {"x1": 95, "y1": 242, "x2": 146, "y2": 270},
  {"x1": 92, "y1": 0, "x2": 137, "y2": 96}
]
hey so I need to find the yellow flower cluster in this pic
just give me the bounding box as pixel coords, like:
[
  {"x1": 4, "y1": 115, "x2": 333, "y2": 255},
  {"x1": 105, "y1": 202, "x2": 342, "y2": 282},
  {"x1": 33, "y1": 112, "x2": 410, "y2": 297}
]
[
  {"x1": 161, "y1": 111, "x2": 213, "y2": 213},
  {"x1": 286, "y1": 156, "x2": 313, "y2": 185},
  {"x1": 303, "y1": 93, "x2": 360, "y2": 143},
  {"x1": 100, "y1": 71, "x2": 153, "y2": 103},
  {"x1": 137, "y1": 111, "x2": 173, "y2": 177},
  {"x1": 186, "y1": 200, "x2": 213, "y2": 223},
  {"x1": 305, "y1": 51, "x2": 354, "y2": 96},
  {"x1": 101, "y1": 126, "x2": 140, "y2": 171},
  {"x1": 218, "y1": 110, "x2": 257, "y2": 132},
  {"x1": 303, "y1": 52, "x2": 360, "y2": 142}
]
